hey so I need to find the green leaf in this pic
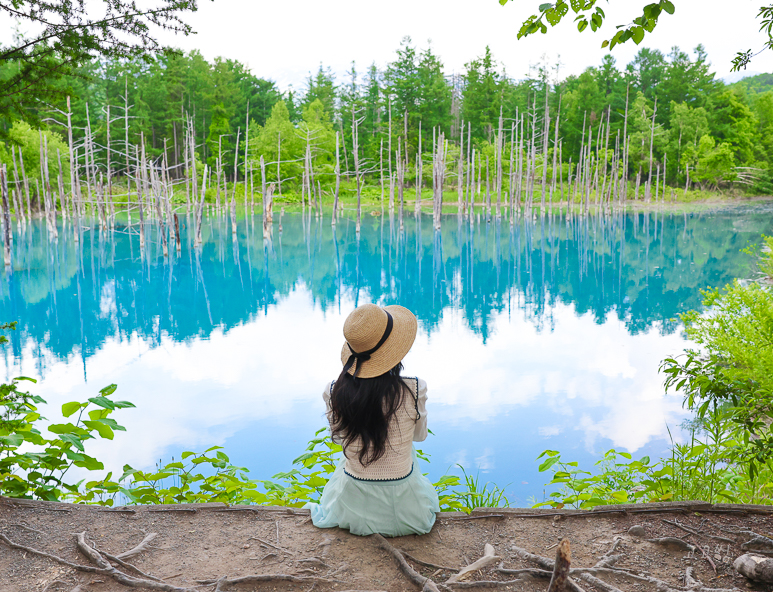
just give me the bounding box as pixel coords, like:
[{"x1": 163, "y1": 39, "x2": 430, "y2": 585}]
[
  {"x1": 631, "y1": 26, "x2": 645, "y2": 44},
  {"x1": 99, "y1": 384, "x2": 118, "y2": 397},
  {"x1": 538, "y1": 456, "x2": 560, "y2": 472},
  {"x1": 662, "y1": 0, "x2": 675, "y2": 14},
  {"x1": 577, "y1": 19, "x2": 588, "y2": 32},
  {"x1": 88, "y1": 396, "x2": 116, "y2": 410},
  {"x1": 113, "y1": 400, "x2": 136, "y2": 409},
  {"x1": 539, "y1": 2, "x2": 553, "y2": 11},
  {"x1": 61, "y1": 401, "x2": 83, "y2": 417},
  {"x1": 48, "y1": 423, "x2": 84, "y2": 436},
  {"x1": 83, "y1": 420, "x2": 115, "y2": 440},
  {"x1": 73, "y1": 455, "x2": 104, "y2": 471},
  {"x1": 59, "y1": 432, "x2": 85, "y2": 451},
  {"x1": 88, "y1": 409, "x2": 110, "y2": 421},
  {"x1": 0, "y1": 434, "x2": 23, "y2": 447}
]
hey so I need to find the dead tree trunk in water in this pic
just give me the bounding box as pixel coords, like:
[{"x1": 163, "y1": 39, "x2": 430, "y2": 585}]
[
  {"x1": 397, "y1": 139, "x2": 404, "y2": 231},
  {"x1": 416, "y1": 121, "x2": 422, "y2": 215},
  {"x1": 1, "y1": 166, "x2": 11, "y2": 266},
  {"x1": 332, "y1": 132, "x2": 341, "y2": 226},
  {"x1": 195, "y1": 163, "x2": 208, "y2": 246},
  {"x1": 496, "y1": 107, "x2": 503, "y2": 219},
  {"x1": 232, "y1": 127, "x2": 241, "y2": 235},
  {"x1": 353, "y1": 108, "x2": 362, "y2": 232}
]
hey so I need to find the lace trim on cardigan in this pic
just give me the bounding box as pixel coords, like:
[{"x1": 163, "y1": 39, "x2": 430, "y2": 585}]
[{"x1": 344, "y1": 462, "x2": 414, "y2": 482}]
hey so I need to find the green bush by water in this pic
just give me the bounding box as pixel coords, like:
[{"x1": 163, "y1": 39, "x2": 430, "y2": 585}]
[{"x1": 534, "y1": 237, "x2": 773, "y2": 509}]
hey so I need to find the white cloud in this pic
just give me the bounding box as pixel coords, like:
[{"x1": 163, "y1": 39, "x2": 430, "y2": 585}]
[{"x1": 538, "y1": 426, "x2": 562, "y2": 437}]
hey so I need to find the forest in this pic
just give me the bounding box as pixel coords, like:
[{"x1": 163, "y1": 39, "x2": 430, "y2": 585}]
[{"x1": 2, "y1": 36, "x2": 773, "y2": 232}]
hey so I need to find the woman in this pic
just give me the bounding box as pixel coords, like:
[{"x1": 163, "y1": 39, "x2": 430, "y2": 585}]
[{"x1": 307, "y1": 303, "x2": 440, "y2": 537}]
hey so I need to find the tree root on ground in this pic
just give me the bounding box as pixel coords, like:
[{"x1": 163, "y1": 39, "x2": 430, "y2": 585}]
[
  {"x1": 506, "y1": 540, "x2": 742, "y2": 592},
  {"x1": 0, "y1": 531, "x2": 344, "y2": 592},
  {"x1": 0, "y1": 525, "x2": 753, "y2": 592},
  {"x1": 372, "y1": 533, "x2": 444, "y2": 591}
]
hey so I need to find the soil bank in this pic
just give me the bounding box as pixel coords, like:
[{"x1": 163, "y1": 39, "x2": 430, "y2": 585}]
[{"x1": 2, "y1": 498, "x2": 773, "y2": 592}]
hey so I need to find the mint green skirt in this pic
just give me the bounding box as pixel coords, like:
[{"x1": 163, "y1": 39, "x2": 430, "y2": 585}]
[{"x1": 305, "y1": 448, "x2": 440, "y2": 537}]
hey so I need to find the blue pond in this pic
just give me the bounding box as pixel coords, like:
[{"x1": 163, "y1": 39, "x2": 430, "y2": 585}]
[{"x1": 2, "y1": 204, "x2": 771, "y2": 505}]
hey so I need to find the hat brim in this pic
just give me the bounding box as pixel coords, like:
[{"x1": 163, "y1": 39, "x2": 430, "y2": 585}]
[{"x1": 340, "y1": 305, "x2": 418, "y2": 379}]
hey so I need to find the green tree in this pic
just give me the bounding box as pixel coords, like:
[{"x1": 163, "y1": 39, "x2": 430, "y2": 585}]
[
  {"x1": 667, "y1": 102, "x2": 709, "y2": 182},
  {"x1": 462, "y1": 46, "x2": 502, "y2": 142},
  {"x1": 754, "y1": 91, "x2": 773, "y2": 164},
  {"x1": 682, "y1": 135, "x2": 737, "y2": 190},
  {"x1": 206, "y1": 104, "x2": 232, "y2": 169},
  {"x1": 303, "y1": 65, "x2": 337, "y2": 122},
  {"x1": 709, "y1": 89, "x2": 759, "y2": 164},
  {"x1": 385, "y1": 37, "x2": 421, "y2": 127},
  {"x1": 0, "y1": 0, "x2": 199, "y2": 138},
  {"x1": 0, "y1": 121, "x2": 69, "y2": 187},
  {"x1": 249, "y1": 101, "x2": 301, "y2": 189},
  {"x1": 416, "y1": 45, "x2": 453, "y2": 135}
]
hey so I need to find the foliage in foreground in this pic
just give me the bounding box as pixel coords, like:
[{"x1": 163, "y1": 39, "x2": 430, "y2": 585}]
[{"x1": 536, "y1": 238, "x2": 773, "y2": 509}]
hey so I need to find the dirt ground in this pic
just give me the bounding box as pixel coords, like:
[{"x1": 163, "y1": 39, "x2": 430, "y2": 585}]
[{"x1": 2, "y1": 498, "x2": 773, "y2": 592}]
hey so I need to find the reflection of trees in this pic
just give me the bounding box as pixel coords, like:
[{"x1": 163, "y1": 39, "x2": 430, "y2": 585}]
[{"x1": 1, "y1": 206, "x2": 770, "y2": 373}]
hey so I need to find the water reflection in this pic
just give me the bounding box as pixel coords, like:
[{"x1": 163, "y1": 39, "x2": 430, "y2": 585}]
[{"x1": 1, "y1": 206, "x2": 771, "y2": 502}]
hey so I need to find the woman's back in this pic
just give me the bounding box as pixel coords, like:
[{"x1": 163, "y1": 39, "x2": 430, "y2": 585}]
[{"x1": 324, "y1": 377, "x2": 426, "y2": 481}]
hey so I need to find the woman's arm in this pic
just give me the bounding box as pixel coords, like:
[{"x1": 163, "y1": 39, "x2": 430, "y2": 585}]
[{"x1": 413, "y1": 378, "x2": 429, "y2": 442}]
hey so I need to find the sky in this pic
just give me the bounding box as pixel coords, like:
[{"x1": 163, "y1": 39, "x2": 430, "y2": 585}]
[{"x1": 150, "y1": 0, "x2": 773, "y2": 91}]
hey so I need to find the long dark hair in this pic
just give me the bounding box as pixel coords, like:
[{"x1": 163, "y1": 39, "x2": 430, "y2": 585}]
[{"x1": 329, "y1": 362, "x2": 405, "y2": 466}]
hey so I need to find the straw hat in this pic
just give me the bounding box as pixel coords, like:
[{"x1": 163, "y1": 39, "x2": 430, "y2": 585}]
[{"x1": 340, "y1": 304, "x2": 418, "y2": 379}]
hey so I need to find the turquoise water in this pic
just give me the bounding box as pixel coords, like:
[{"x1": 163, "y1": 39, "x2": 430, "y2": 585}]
[{"x1": 2, "y1": 204, "x2": 772, "y2": 504}]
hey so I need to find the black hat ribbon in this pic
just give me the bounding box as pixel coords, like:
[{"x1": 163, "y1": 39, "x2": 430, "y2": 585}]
[{"x1": 342, "y1": 311, "x2": 394, "y2": 378}]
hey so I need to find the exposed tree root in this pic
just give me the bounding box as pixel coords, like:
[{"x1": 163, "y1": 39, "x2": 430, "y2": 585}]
[
  {"x1": 0, "y1": 532, "x2": 104, "y2": 574},
  {"x1": 115, "y1": 532, "x2": 158, "y2": 559},
  {"x1": 646, "y1": 537, "x2": 696, "y2": 552},
  {"x1": 0, "y1": 520, "x2": 751, "y2": 592},
  {"x1": 447, "y1": 544, "x2": 500, "y2": 583},
  {"x1": 398, "y1": 551, "x2": 460, "y2": 573},
  {"x1": 445, "y1": 579, "x2": 547, "y2": 588},
  {"x1": 195, "y1": 574, "x2": 345, "y2": 585},
  {"x1": 74, "y1": 532, "x2": 194, "y2": 591},
  {"x1": 372, "y1": 533, "x2": 443, "y2": 592},
  {"x1": 507, "y1": 541, "x2": 742, "y2": 592}
]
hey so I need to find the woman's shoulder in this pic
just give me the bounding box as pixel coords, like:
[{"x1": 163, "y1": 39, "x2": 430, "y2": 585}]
[{"x1": 401, "y1": 376, "x2": 427, "y2": 394}]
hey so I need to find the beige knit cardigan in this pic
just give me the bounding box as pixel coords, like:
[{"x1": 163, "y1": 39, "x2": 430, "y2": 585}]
[{"x1": 322, "y1": 377, "x2": 429, "y2": 481}]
